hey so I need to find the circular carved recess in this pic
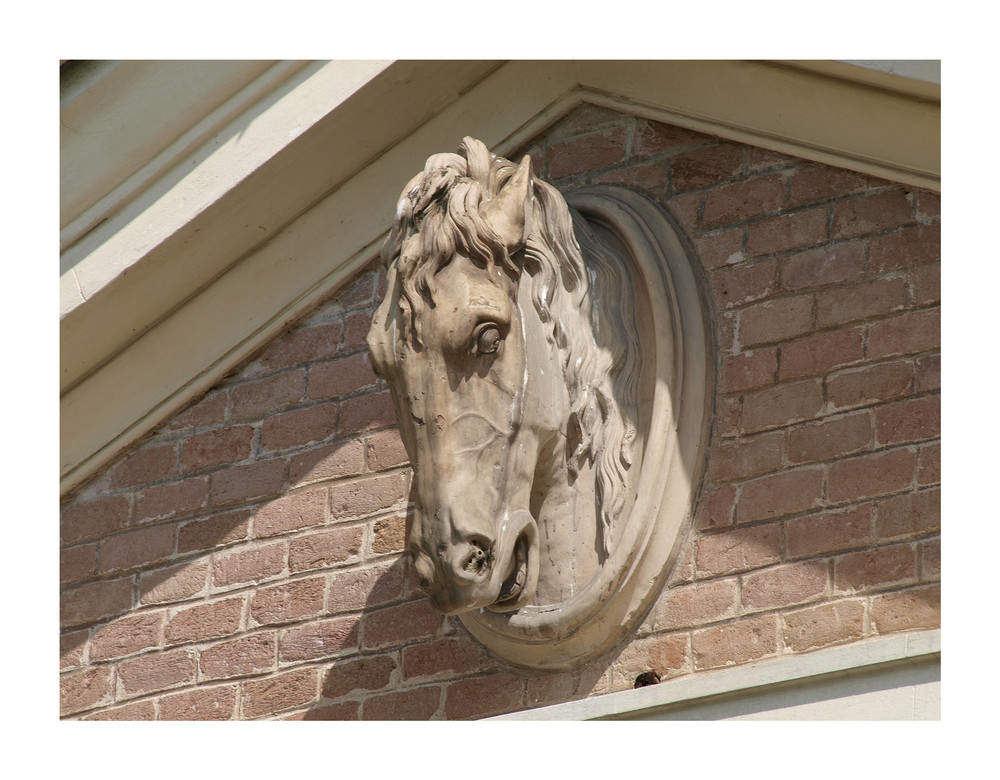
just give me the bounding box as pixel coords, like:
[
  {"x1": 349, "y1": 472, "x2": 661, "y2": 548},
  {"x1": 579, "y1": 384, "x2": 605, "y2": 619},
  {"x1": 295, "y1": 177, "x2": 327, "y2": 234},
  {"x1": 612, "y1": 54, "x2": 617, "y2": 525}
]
[{"x1": 458, "y1": 186, "x2": 713, "y2": 669}]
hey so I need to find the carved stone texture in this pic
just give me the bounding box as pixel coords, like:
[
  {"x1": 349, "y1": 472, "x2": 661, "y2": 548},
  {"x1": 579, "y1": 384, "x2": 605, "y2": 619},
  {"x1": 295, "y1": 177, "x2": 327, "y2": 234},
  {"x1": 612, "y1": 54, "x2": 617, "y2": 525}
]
[{"x1": 367, "y1": 138, "x2": 711, "y2": 668}]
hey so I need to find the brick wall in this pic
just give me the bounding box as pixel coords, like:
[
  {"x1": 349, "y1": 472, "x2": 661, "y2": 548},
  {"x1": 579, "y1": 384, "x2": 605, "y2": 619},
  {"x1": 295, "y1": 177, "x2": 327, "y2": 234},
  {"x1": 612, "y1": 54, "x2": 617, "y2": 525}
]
[{"x1": 60, "y1": 103, "x2": 940, "y2": 719}]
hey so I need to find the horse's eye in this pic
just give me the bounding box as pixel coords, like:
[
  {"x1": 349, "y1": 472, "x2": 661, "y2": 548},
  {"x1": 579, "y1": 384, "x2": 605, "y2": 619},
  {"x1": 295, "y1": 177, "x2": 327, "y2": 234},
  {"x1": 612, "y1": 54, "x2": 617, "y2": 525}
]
[{"x1": 473, "y1": 322, "x2": 502, "y2": 355}]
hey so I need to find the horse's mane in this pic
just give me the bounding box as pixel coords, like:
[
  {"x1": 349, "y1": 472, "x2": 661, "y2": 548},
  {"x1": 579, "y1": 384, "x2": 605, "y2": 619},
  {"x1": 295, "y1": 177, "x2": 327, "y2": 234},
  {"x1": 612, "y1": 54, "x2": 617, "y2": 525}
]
[{"x1": 381, "y1": 138, "x2": 640, "y2": 553}]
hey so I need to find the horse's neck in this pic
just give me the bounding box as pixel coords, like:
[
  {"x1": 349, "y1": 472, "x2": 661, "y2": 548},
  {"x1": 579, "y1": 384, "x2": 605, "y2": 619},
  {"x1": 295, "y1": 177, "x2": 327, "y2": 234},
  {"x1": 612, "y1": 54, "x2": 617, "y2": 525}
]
[{"x1": 530, "y1": 434, "x2": 602, "y2": 605}]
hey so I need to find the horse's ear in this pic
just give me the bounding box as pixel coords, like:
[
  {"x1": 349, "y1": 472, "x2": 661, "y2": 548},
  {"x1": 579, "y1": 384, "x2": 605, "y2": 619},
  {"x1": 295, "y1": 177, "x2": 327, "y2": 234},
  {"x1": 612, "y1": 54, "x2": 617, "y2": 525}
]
[{"x1": 483, "y1": 155, "x2": 533, "y2": 252}]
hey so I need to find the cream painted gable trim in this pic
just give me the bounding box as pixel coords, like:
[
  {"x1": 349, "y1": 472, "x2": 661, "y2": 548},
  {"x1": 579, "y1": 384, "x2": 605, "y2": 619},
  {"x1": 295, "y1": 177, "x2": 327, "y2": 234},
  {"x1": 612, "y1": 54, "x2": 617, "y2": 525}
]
[
  {"x1": 486, "y1": 629, "x2": 941, "y2": 720},
  {"x1": 60, "y1": 60, "x2": 940, "y2": 495}
]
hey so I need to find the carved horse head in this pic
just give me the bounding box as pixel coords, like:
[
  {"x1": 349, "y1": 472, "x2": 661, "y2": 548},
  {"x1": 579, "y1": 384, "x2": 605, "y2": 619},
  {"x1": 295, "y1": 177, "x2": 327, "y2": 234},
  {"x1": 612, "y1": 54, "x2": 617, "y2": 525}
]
[{"x1": 367, "y1": 138, "x2": 637, "y2": 615}]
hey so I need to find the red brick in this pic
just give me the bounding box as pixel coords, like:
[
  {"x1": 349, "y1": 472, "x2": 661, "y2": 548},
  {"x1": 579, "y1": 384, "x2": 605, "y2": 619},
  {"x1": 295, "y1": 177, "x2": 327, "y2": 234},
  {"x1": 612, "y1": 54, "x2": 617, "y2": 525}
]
[
  {"x1": 213, "y1": 543, "x2": 285, "y2": 587},
  {"x1": 289, "y1": 439, "x2": 366, "y2": 487},
  {"x1": 372, "y1": 514, "x2": 407, "y2": 554},
  {"x1": 692, "y1": 614, "x2": 778, "y2": 670},
  {"x1": 62, "y1": 495, "x2": 131, "y2": 544},
  {"x1": 870, "y1": 584, "x2": 940, "y2": 634},
  {"x1": 715, "y1": 395, "x2": 742, "y2": 439},
  {"x1": 329, "y1": 471, "x2": 410, "y2": 519},
  {"x1": 693, "y1": 227, "x2": 745, "y2": 270},
  {"x1": 741, "y1": 378, "x2": 824, "y2": 432},
  {"x1": 117, "y1": 648, "x2": 197, "y2": 698},
  {"x1": 738, "y1": 295, "x2": 814, "y2": 348},
  {"x1": 669, "y1": 143, "x2": 744, "y2": 191},
  {"x1": 782, "y1": 599, "x2": 866, "y2": 653},
  {"x1": 917, "y1": 441, "x2": 940, "y2": 486},
  {"x1": 339, "y1": 391, "x2": 396, "y2": 434},
  {"x1": 869, "y1": 224, "x2": 940, "y2": 273},
  {"x1": 298, "y1": 701, "x2": 360, "y2": 720},
  {"x1": 828, "y1": 447, "x2": 916, "y2": 503},
  {"x1": 139, "y1": 560, "x2": 210, "y2": 605},
  {"x1": 786, "y1": 504, "x2": 873, "y2": 558},
  {"x1": 81, "y1": 700, "x2": 157, "y2": 721},
  {"x1": 867, "y1": 308, "x2": 939, "y2": 360},
  {"x1": 242, "y1": 667, "x2": 319, "y2": 719},
  {"x1": 230, "y1": 369, "x2": 307, "y2": 421},
  {"x1": 710, "y1": 259, "x2": 777, "y2": 309},
  {"x1": 549, "y1": 127, "x2": 627, "y2": 179},
  {"x1": 99, "y1": 524, "x2": 175, "y2": 574},
  {"x1": 342, "y1": 311, "x2": 374, "y2": 352},
  {"x1": 831, "y1": 189, "x2": 914, "y2": 239},
  {"x1": 780, "y1": 242, "x2": 866, "y2": 292},
  {"x1": 253, "y1": 488, "x2": 327, "y2": 538},
  {"x1": 816, "y1": 277, "x2": 907, "y2": 329},
  {"x1": 136, "y1": 477, "x2": 209, "y2": 523},
  {"x1": 920, "y1": 538, "x2": 941, "y2": 581},
  {"x1": 915, "y1": 192, "x2": 940, "y2": 221},
  {"x1": 592, "y1": 160, "x2": 668, "y2": 194},
  {"x1": 60, "y1": 630, "x2": 88, "y2": 669},
  {"x1": 702, "y1": 174, "x2": 786, "y2": 227},
  {"x1": 279, "y1": 617, "x2": 359, "y2": 662},
  {"x1": 747, "y1": 207, "x2": 829, "y2": 256},
  {"x1": 445, "y1": 673, "x2": 524, "y2": 720},
  {"x1": 199, "y1": 633, "x2": 276, "y2": 680},
  {"x1": 632, "y1": 120, "x2": 711, "y2": 157},
  {"x1": 787, "y1": 164, "x2": 868, "y2": 208},
  {"x1": 708, "y1": 432, "x2": 783, "y2": 483},
  {"x1": 160, "y1": 684, "x2": 237, "y2": 720},
  {"x1": 834, "y1": 543, "x2": 918, "y2": 592},
  {"x1": 261, "y1": 403, "x2": 339, "y2": 453},
  {"x1": 742, "y1": 560, "x2": 828, "y2": 612},
  {"x1": 288, "y1": 526, "x2": 363, "y2": 572},
  {"x1": 826, "y1": 361, "x2": 913, "y2": 410},
  {"x1": 652, "y1": 578, "x2": 738, "y2": 631},
  {"x1": 309, "y1": 353, "x2": 378, "y2": 400},
  {"x1": 362, "y1": 599, "x2": 443, "y2": 649},
  {"x1": 364, "y1": 685, "x2": 442, "y2": 720},
  {"x1": 609, "y1": 634, "x2": 689, "y2": 690},
  {"x1": 177, "y1": 509, "x2": 250, "y2": 553},
  {"x1": 61, "y1": 577, "x2": 134, "y2": 627},
  {"x1": 693, "y1": 483, "x2": 737, "y2": 531},
  {"x1": 108, "y1": 443, "x2": 178, "y2": 489},
  {"x1": 875, "y1": 488, "x2": 940, "y2": 541},
  {"x1": 736, "y1": 467, "x2": 824, "y2": 523},
  {"x1": 181, "y1": 426, "x2": 255, "y2": 472},
  {"x1": 695, "y1": 524, "x2": 781, "y2": 577},
  {"x1": 254, "y1": 322, "x2": 343, "y2": 374},
  {"x1": 787, "y1": 412, "x2": 872, "y2": 464},
  {"x1": 721, "y1": 348, "x2": 777, "y2": 393},
  {"x1": 402, "y1": 637, "x2": 488, "y2": 680},
  {"x1": 165, "y1": 597, "x2": 244, "y2": 645},
  {"x1": 250, "y1": 577, "x2": 325, "y2": 626},
  {"x1": 365, "y1": 429, "x2": 409, "y2": 471},
  {"x1": 210, "y1": 459, "x2": 286, "y2": 507},
  {"x1": 337, "y1": 268, "x2": 378, "y2": 309},
  {"x1": 61, "y1": 666, "x2": 114, "y2": 716},
  {"x1": 322, "y1": 655, "x2": 397, "y2": 698},
  {"x1": 327, "y1": 560, "x2": 407, "y2": 613},
  {"x1": 61, "y1": 544, "x2": 97, "y2": 585},
  {"x1": 909, "y1": 262, "x2": 940, "y2": 306},
  {"x1": 875, "y1": 394, "x2": 940, "y2": 446},
  {"x1": 91, "y1": 612, "x2": 164, "y2": 660},
  {"x1": 748, "y1": 147, "x2": 799, "y2": 172},
  {"x1": 159, "y1": 389, "x2": 227, "y2": 433},
  {"x1": 779, "y1": 326, "x2": 865, "y2": 380}
]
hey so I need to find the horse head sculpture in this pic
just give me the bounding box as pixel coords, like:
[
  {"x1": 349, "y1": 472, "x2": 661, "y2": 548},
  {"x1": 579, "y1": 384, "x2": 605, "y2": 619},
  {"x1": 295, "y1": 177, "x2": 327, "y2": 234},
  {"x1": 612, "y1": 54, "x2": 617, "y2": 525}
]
[{"x1": 366, "y1": 137, "x2": 641, "y2": 617}]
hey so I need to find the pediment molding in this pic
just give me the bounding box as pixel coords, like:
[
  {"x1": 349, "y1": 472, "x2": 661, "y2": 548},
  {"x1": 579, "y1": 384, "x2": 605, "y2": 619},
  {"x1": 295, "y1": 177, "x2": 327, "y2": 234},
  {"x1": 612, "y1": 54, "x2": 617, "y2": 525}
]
[{"x1": 60, "y1": 60, "x2": 940, "y2": 495}]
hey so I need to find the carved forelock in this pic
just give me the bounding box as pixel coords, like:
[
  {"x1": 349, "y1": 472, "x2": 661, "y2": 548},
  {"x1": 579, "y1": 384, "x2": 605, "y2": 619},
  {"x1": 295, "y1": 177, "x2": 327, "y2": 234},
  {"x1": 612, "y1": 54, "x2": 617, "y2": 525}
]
[{"x1": 381, "y1": 139, "x2": 639, "y2": 551}]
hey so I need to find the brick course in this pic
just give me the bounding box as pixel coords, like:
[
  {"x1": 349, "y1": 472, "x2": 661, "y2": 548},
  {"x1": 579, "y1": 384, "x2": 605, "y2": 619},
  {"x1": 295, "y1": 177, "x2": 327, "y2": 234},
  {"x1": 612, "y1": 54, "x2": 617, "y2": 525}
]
[{"x1": 60, "y1": 105, "x2": 939, "y2": 720}]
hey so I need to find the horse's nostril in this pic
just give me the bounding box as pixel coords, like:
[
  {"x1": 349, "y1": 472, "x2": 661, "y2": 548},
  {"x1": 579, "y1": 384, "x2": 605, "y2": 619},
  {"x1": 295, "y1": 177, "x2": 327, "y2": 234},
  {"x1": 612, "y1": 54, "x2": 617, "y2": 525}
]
[{"x1": 459, "y1": 539, "x2": 493, "y2": 576}]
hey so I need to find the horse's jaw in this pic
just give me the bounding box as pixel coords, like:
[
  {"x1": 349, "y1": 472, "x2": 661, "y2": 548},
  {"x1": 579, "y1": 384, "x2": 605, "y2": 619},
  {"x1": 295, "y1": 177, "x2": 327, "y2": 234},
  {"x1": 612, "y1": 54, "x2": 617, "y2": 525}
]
[{"x1": 484, "y1": 509, "x2": 539, "y2": 613}]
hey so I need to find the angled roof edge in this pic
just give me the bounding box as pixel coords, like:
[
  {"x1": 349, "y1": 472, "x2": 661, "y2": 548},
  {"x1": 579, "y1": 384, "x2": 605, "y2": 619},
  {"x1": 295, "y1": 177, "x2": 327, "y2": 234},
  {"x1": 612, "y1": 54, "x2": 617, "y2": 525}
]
[{"x1": 60, "y1": 60, "x2": 941, "y2": 495}]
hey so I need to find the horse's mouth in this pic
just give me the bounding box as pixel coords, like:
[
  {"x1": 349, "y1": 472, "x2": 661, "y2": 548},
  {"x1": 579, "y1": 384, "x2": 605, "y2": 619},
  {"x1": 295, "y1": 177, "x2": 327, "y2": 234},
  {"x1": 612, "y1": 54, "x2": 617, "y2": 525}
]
[
  {"x1": 486, "y1": 524, "x2": 536, "y2": 613},
  {"x1": 493, "y1": 533, "x2": 528, "y2": 605}
]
